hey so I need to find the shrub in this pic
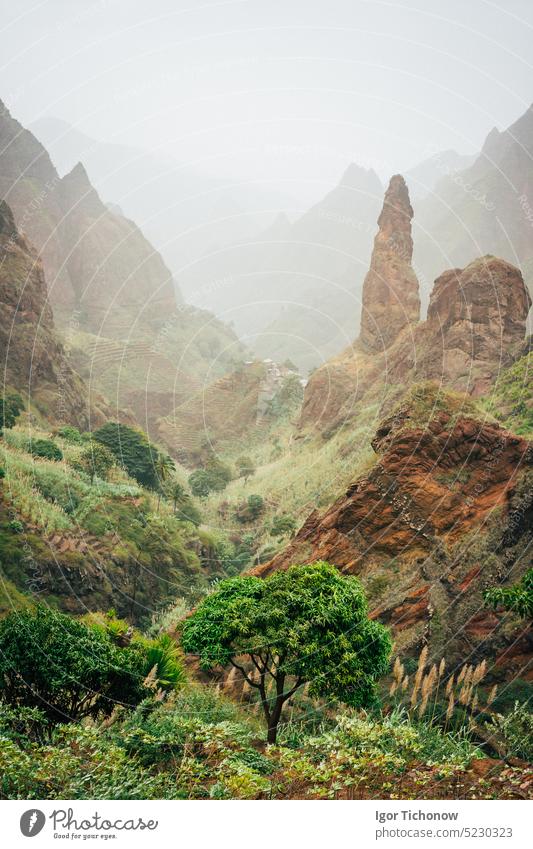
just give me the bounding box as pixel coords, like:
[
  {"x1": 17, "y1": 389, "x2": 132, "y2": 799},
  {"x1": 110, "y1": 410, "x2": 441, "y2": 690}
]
[
  {"x1": 236, "y1": 456, "x2": 255, "y2": 483},
  {"x1": 270, "y1": 514, "x2": 297, "y2": 538},
  {"x1": 0, "y1": 393, "x2": 24, "y2": 431},
  {"x1": 0, "y1": 606, "x2": 149, "y2": 727},
  {"x1": 28, "y1": 438, "x2": 63, "y2": 462},
  {"x1": 484, "y1": 569, "x2": 533, "y2": 619},
  {"x1": 83, "y1": 611, "x2": 186, "y2": 694},
  {"x1": 139, "y1": 634, "x2": 187, "y2": 692},
  {"x1": 486, "y1": 702, "x2": 533, "y2": 760},
  {"x1": 56, "y1": 425, "x2": 83, "y2": 444},
  {"x1": 235, "y1": 494, "x2": 265, "y2": 523},
  {"x1": 189, "y1": 468, "x2": 224, "y2": 499}
]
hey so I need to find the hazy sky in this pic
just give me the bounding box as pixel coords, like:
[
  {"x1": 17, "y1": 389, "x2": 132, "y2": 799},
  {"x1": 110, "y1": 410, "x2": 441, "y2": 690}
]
[{"x1": 1, "y1": 0, "x2": 533, "y2": 199}]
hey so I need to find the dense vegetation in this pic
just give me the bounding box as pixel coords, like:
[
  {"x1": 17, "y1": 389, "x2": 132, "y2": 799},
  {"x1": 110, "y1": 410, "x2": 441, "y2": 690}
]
[
  {"x1": 0, "y1": 420, "x2": 232, "y2": 619},
  {"x1": 0, "y1": 607, "x2": 184, "y2": 727},
  {"x1": 0, "y1": 610, "x2": 531, "y2": 799}
]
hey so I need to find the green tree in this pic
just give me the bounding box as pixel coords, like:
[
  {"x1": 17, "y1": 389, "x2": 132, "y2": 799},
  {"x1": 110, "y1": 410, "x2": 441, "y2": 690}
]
[
  {"x1": 270, "y1": 514, "x2": 297, "y2": 538},
  {"x1": 484, "y1": 569, "x2": 533, "y2": 619},
  {"x1": 164, "y1": 481, "x2": 202, "y2": 525},
  {"x1": 93, "y1": 422, "x2": 159, "y2": 489},
  {"x1": 0, "y1": 393, "x2": 24, "y2": 431},
  {"x1": 236, "y1": 455, "x2": 255, "y2": 484},
  {"x1": 168, "y1": 481, "x2": 188, "y2": 513},
  {"x1": 188, "y1": 459, "x2": 231, "y2": 498},
  {"x1": 75, "y1": 442, "x2": 115, "y2": 483},
  {"x1": 181, "y1": 561, "x2": 392, "y2": 743},
  {"x1": 0, "y1": 606, "x2": 148, "y2": 728},
  {"x1": 189, "y1": 469, "x2": 215, "y2": 499},
  {"x1": 205, "y1": 455, "x2": 233, "y2": 489}
]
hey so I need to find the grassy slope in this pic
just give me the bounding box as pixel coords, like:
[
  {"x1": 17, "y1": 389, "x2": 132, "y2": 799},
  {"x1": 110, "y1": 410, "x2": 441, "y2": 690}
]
[
  {"x1": 482, "y1": 352, "x2": 533, "y2": 436},
  {"x1": 0, "y1": 421, "x2": 217, "y2": 620}
]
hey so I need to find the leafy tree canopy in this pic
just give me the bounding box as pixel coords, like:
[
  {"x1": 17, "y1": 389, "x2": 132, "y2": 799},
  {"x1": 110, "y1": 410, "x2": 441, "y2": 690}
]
[
  {"x1": 204, "y1": 455, "x2": 233, "y2": 489},
  {"x1": 188, "y1": 457, "x2": 232, "y2": 498},
  {"x1": 181, "y1": 561, "x2": 391, "y2": 742},
  {"x1": 189, "y1": 469, "x2": 214, "y2": 499}
]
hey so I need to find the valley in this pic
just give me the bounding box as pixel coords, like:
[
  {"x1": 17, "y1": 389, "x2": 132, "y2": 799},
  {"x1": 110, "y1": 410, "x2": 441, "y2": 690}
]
[{"x1": 0, "y1": 86, "x2": 531, "y2": 803}]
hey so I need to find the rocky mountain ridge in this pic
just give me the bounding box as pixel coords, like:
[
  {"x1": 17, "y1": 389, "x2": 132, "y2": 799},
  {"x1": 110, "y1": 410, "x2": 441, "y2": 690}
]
[
  {"x1": 0, "y1": 201, "x2": 109, "y2": 428},
  {"x1": 300, "y1": 176, "x2": 531, "y2": 433},
  {"x1": 0, "y1": 98, "x2": 245, "y2": 446}
]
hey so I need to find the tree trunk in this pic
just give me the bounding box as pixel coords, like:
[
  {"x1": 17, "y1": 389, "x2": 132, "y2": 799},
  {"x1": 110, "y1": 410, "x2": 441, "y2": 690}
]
[
  {"x1": 267, "y1": 723, "x2": 278, "y2": 744},
  {"x1": 266, "y1": 693, "x2": 284, "y2": 744}
]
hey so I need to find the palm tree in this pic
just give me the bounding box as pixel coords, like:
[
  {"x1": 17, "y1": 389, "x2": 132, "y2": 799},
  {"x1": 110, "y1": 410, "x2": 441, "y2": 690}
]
[
  {"x1": 154, "y1": 454, "x2": 175, "y2": 511},
  {"x1": 170, "y1": 482, "x2": 188, "y2": 515}
]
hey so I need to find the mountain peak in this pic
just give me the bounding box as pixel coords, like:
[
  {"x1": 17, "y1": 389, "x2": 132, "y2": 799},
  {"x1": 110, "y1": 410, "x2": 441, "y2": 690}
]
[
  {"x1": 359, "y1": 174, "x2": 420, "y2": 352},
  {"x1": 59, "y1": 161, "x2": 105, "y2": 216},
  {"x1": 481, "y1": 125, "x2": 501, "y2": 155},
  {"x1": 340, "y1": 162, "x2": 381, "y2": 192},
  {"x1": 63, "y1": 160, "x2": 91, "y2": 187}
]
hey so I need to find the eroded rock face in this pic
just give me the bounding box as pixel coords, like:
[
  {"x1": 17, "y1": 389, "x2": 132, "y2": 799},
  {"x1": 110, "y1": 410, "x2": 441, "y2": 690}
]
[
  {"x1": 359, "y1": 174, "x2": 420, "y2": 351},
  {"x1": 300, "y1": 255, "x2": 531, "y2": 431},
  {"x1": 0, "y1": 201, "x2": 107, "y2": 427},
  {"x1": 424, "y1": 256, "x2": 531, "y2": 395},
  {"x1": 257, "y1": 386, "x2": 533, "y2": 668}
]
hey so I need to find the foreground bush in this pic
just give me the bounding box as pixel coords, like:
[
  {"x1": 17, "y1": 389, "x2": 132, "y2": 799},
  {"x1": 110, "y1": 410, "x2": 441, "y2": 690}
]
[
  {"x1": 0, "y1": 607, "x2": 182, "y2": 728},
  {"x1": 2, "y1": 685, "x2": 526, "y2": 801}
]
